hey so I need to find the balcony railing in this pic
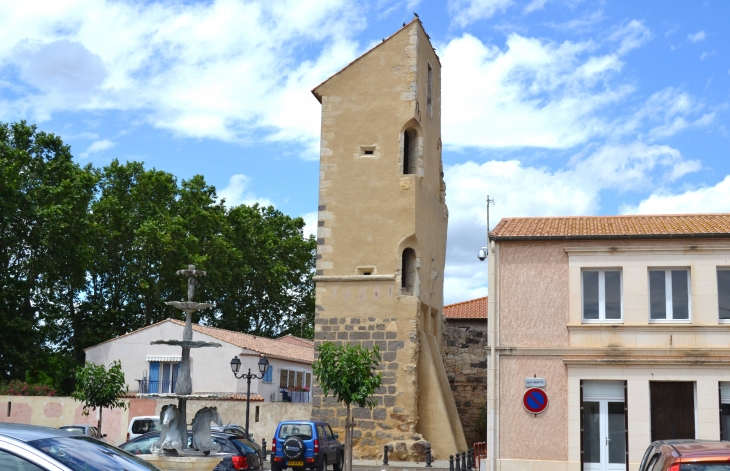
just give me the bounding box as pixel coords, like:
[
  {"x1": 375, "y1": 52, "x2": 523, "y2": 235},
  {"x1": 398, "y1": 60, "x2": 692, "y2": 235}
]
[{"x1": 137, "y1": 379, "x2": 177, "y2": 394}]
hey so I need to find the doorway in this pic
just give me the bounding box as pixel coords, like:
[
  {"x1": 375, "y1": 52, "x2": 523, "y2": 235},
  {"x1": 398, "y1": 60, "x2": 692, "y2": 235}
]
[
  {"x1": 582, "y1": 381, "x2": 627, "y2": 471},
  {"x1": 650, "y1": 382, "x2": 695, "y2": 441}
]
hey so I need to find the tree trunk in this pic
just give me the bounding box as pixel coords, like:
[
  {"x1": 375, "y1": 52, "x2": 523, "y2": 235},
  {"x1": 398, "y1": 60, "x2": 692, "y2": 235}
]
[
  {"x1": 347, "y1": 403, "x2": 352, "y2": 471},
  {"x1": 98, "y1": 407, "x2": 102, "y2": 436}
]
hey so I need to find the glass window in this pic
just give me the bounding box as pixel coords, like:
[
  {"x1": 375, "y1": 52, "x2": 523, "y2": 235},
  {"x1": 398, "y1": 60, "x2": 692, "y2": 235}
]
[
  {"x1": 582, "y1": 270, "x2": 622, "y2": 321},
  {"x1": 649, "y1": 269, "x2": 691, "y2": 321},
  {"x1": 0, "y1": 450, "x2": 45, "y2": 471},
  {"x1": 718, "y1": 269, "x2": 730, "y2": 321},
  {"x1": 277, "y1": 424, "x2": 313, "y2": 440},
  {"x1": 30, "y1": 436, "x2": 160, "y2": 471}
]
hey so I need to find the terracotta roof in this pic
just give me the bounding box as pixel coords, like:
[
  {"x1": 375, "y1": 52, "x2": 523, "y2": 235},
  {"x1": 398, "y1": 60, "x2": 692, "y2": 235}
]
[
  {"x1": 169, "y1": 320, "x2": 314, "y2": 364},
  {"x1": 490, "y1": 214, "x2": 730, "y2": 241},
  {"x1": 444, "y1": 297, "x2": 488, "y2": 320},
  {"x1": 277, "y1": 334, "x2": 315, "y2": 347}
]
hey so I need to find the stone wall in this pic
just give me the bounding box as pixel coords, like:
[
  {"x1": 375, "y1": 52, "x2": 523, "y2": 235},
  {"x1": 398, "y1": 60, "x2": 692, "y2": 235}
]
[{"x1": 442, "y1": 320, "x2": 488, "y2": 446}]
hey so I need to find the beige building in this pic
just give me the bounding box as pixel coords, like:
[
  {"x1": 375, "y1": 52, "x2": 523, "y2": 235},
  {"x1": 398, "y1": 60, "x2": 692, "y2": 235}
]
[
  {"x1": 486, "y1": 214, "x2": 730, "y2": 471},
  {"x1": 310, "y1": 18, "x2": 466, "y2": 459}
]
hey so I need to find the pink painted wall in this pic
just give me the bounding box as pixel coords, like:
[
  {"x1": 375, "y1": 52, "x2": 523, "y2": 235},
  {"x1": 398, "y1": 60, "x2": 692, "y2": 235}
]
[{"x1": 499, "y1": 241, "x2": 570, "y2": 347}]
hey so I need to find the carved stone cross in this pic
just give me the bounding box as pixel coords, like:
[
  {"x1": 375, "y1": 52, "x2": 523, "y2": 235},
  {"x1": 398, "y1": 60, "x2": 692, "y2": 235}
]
[{"x1": 177, "y1": 265, "x2": 206, "y2": 302}]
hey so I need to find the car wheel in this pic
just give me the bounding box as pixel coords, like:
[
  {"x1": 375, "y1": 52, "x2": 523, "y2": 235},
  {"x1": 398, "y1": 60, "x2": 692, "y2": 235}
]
[
  {"x1": 318, "y1": 456, "x2": 327, "y2": 471},
  {"x1": 283, "y1": 436, "x2": 306, "y2": 461},
  {"x1": 332, "y1": 452, "x2": 343, "y2": 471}
]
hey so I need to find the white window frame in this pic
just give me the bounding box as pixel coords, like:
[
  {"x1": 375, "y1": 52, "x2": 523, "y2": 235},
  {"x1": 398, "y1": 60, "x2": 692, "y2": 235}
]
[
  {"x1": 648, "y1": 268, "x2": 692, "y2": 323},
  {"x1": 581, "y1": 268, "x2": 623, "y2": 323},
  {"x1": 719, "y1": 268, "x2": 730, "y2": 323}
]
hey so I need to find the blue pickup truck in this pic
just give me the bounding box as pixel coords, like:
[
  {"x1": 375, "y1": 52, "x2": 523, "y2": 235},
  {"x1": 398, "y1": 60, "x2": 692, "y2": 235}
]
[{"x1": 271, "y1": 421, "x2": 344, "y2": 471}]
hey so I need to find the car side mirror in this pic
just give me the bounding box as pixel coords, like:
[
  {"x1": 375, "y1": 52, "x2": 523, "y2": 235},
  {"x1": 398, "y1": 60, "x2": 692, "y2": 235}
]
[{"x1": 102, "y1": 434, "x2": 107, "y2": 438}]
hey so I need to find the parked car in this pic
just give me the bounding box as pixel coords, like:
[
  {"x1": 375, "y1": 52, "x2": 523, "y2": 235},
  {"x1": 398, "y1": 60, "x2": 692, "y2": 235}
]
[
  {"x1": 59, "y1": 424, "x2": 105, "y2": 439},
  {"x1": 0, "y1": 422, "x2": 160, "y2": 471},
  {"x1": 639, "y1": 440, "x2": 730, "y2": 471},
  {"x1": 119, "y1": 430, "x2": 262, "y2": 470},
  {"x1": 127, "y1": 415, "x2": 162, "y2": 441},
  {"x1": 211, "y1": 425, "x2": 261, "y2": 451},
  {"x1": 271, "y1": 421, "x2": 343, "y2": 471}
]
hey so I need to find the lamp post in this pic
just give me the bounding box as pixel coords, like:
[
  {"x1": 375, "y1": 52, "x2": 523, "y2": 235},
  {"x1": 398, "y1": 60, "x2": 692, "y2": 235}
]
[{"x1": 230, "y1": 354, "x2": 270, "y2": 439}]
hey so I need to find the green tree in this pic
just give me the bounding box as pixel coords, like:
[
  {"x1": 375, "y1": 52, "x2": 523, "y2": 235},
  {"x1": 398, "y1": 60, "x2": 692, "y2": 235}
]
[
  {"x1": 0, "y1": 121, "x2": 97, "y2": 383},
  {"x1": 72, "y1": 360, "x2": 128, "y2": 433},
  {"x1": 313, "y1": 342, "x2": 383, "y2": 471},
  {"x1": 203, "y1": 204, "x2": 316, "y2": 338}
]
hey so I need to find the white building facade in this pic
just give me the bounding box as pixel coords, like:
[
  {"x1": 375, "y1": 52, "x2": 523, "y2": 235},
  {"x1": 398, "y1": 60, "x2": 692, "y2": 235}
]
[{"x1": 85, "y1": 319, "x2": 314, "y2": 402}]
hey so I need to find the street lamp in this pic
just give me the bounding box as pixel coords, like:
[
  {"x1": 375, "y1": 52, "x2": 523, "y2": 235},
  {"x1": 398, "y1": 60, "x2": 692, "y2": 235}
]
[{"x1": 230, "y1": 354, "x2": 270, "y2": 438}]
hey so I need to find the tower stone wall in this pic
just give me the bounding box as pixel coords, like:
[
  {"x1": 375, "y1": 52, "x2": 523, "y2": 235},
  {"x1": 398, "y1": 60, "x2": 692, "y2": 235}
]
[{"x1": 310, "y1": 19, "x2": 467, "y2": 460}]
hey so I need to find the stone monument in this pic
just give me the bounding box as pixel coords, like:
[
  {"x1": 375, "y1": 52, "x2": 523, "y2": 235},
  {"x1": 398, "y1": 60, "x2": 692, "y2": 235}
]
[
  {"x1": 309, "y1": 18, "x2": 467, "y2": 460},
  {"x1": 146, "y1": 265, "x2": 223, "y2": 456}
]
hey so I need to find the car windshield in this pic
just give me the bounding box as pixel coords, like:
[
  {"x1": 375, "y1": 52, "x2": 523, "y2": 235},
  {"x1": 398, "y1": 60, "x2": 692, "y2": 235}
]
[
  {"x1": 132, "y1": 419, "x2": 161, "y2": 434},
  {"x1": 682, "y1": 464, "x2": 730, "y2": 471},
  {"x1": 120, "y1": 434, "x2": 160, "y2": 455},
  {"x1": 278, "y1": 424, "x2": 313, "y2": 440},
  {"x1": 230, "y1": 437, "x2": 257, "y2": 454},
  {"x1": 60, "y1": 427, "x2": 86, "y2": 434},
  {"x1": 29, "y1": 436, "x2": 159, "y2": 471}
]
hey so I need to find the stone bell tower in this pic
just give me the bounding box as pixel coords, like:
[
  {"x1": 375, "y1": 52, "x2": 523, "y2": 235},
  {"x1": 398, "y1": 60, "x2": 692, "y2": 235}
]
[{"x1": 310, "y1": 19, "x2": 467, "y2": 459}]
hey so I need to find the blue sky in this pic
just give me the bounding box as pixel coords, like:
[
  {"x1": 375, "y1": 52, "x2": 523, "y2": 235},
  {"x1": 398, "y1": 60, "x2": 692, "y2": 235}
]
[{"x1": 1, "y1": 0, "x2": 728, "y2": 304}]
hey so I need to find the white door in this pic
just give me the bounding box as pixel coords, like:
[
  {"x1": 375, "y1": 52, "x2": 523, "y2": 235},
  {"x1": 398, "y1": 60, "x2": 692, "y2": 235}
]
[{"x1": 583, "y1": 382, "x2": 626, "y2": 471}]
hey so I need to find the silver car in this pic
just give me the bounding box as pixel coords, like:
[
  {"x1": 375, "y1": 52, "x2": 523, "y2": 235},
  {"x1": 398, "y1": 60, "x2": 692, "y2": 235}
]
[{"x1": 0, "y1": 423, "x2": 160, "y2": 470}]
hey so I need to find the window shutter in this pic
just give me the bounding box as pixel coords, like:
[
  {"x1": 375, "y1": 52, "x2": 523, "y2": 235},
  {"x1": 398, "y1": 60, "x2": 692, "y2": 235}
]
[{"x1": 149, "y1": 362, "x2": 160, "y2": 394}]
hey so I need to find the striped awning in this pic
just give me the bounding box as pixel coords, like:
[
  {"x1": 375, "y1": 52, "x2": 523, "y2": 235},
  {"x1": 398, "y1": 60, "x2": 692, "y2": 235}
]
[{"x1": 146, "y1": 355, "x2": 182, "y2": 362}]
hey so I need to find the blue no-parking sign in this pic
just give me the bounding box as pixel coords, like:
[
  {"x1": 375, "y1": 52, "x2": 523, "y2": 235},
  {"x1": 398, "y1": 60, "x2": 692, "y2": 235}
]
[{"x1": 523, "y1": 387, "x2": 548, "y2": 414}]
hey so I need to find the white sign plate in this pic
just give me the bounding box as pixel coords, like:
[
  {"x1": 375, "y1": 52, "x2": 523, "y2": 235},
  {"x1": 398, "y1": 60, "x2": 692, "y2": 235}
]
[{"x1": 525, "y1": 378, "x2": 546, "y2": 388}]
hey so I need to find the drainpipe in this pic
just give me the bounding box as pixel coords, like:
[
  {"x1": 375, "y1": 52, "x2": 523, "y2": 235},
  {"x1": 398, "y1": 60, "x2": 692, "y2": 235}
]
[{"x1": 487, "y1": 240, "x2": 497, "y2": 471}]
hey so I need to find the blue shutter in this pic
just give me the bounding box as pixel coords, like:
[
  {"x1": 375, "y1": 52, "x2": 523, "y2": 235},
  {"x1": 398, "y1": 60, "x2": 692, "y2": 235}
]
[
  {"x1": 149, "y1": 362, "x2": 160, "y2": 393},
  {"x1": 264, "y1": 366, "x2": 273, "y2": 383}
]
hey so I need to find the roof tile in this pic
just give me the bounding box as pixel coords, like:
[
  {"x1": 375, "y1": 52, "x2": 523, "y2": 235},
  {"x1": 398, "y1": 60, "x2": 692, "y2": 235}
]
[
  {"x1": 490, "y1": 214, "x2": 730, "y2": 239},
  {"x1": 444, "y1": 297, "x2": 488, "y2": 319}
]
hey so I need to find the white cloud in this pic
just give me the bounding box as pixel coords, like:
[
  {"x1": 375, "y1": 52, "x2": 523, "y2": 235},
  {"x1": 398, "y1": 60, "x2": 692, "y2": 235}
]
[
  {"x1": 441, "y1": 142, "x2": 700, "y2": 304},
  {"x1": 688, "y1": 30, "x2": 707, "y2": 43},
  {"x1": 622, "y1": 175, "x2": 730, "y2": 215},
  {"x1": 440, "y1": 32, "x2": 631, "y2": 149},
  {"x1": 609, "y1": 20, "x2": 652, "y2": 55},
  {"x1": 79, "y1": 138, "x2": 116, "y2": 157},
  {"x1": 0, "y1": 0, "x2": 363, "y2": 155},
  {"x1": 524, "y1": 0, "x2": 549, "y2": 14},
  {"x1": 448, "y1": 0, "x2": 514, "y2": 27},
  {"x1": 301, "y1": 211, "x2": 318, "y2": 239},
  {"x1": 218, "y1": 174, "x2": 272, "y2": 208}
]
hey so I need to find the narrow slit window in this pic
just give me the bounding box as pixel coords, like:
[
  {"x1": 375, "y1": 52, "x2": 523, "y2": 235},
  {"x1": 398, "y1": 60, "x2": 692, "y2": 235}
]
[
  {"x1": 427, "y1": 63, "x2": 433, "y2": 116},
  {"x1": 582, "y1": 270, "x2": 622, "y2": 322},
  {"x1": 649, "y1": 269, "x2": 691, "y2": 321},
  {"x1": 403, "y1": 129, "x2": 417, "y2": 174},
  {"x1": 401, "y1": 248, "x2": 416, "y2": 295}
]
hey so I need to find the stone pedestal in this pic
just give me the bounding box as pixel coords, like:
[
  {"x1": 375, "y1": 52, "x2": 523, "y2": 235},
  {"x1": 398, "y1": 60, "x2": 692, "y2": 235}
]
[{"x1": 139, "y1": 454, "x2": 223, "y2": 471}]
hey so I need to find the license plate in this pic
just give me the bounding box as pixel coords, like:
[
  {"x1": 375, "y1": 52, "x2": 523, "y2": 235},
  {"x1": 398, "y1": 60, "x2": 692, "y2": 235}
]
[{"x1": 288, "y1": 461, "x2": 304, "y2": 467}]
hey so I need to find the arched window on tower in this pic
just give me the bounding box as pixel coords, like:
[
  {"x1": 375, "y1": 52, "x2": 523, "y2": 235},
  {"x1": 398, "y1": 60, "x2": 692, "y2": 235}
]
[
  {"x1": 403, "y1": 129, "x2": 417, "y2": 175},
  {"x1": 401, "y1": 248, "x2": 417, "y2": 294}
]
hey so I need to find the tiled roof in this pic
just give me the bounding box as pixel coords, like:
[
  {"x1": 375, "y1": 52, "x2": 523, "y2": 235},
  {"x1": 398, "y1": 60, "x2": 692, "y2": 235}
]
[
  {"x1": 490, "y1": 214, "x2": 730, "y2": 240},
  {"x1": 169, "y1": 320, "x2": 314, "y2": 364},
  {"x1": 277, "y1": 334, "x2": 315, "y2": 347},
  {"x1": 444, "y1": 297, "x2": 488, "y2": 320}
]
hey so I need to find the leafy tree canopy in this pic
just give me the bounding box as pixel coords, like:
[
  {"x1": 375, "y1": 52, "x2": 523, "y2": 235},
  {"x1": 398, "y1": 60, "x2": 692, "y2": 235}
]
[
  {"x1": 0, "y1": 121, "x2": 316, "y2": 394},
  {"x1": 72, "y1": 361, "x2": 128, "y2": 432}
]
